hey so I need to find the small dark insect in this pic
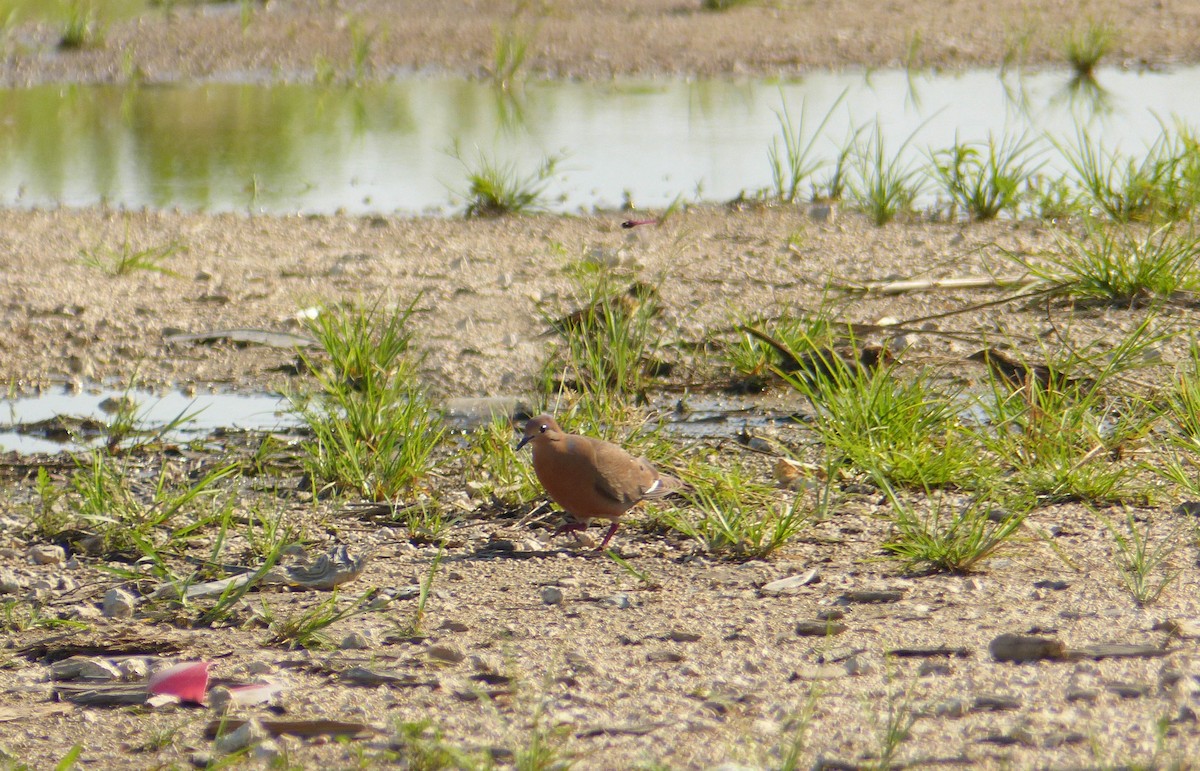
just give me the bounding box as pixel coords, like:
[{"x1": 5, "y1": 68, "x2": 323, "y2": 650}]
[{"x1": 621, "y1": 218, "x2": 658, "y2": 229}]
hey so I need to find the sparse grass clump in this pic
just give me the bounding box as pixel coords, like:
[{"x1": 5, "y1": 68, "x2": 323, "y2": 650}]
[
  {"x1": 1162, "y1": 343, "x2": 1200, "y2": 449},
  {"x1": 1063, "y1": 20, "x2": 1116, "y2": 78},
  {"x1": 726, "y1": 313, "x2": 843, "y2": 390},
  {"x1": 2, "y1": 598, "x2": 89, "y2": 634},
  {"x1": 454, "y1": 145, "x2": 564, "y2": 218},
  {"x1": 392, "y1": 547, "x2": 443, "y2": 638},
  {"x1": 391, "y1": 719, "x2": 484, "y2": 769},
  {"x1": 58, "y1": 0, "x2": 102, "y2": 50},
  {"x1": 78, "y1": 232, "x2": 183, "y2": 276},
  {"x1": 849, "y1": 122, "x2": 924, "y2": 225},
  {"x1": 968, "y1": 350, "x2": 1151, "y2": 506},
  {"x1": 1152, "y1": 343, "x2": 1200, "y2": 496},
  {"x1": 292, "y1": 298, "x2": 445, "y2": 501},
  {"x1": 1025, "y1": 172, "x2": 1084, "y2": 220},
  {"x1": 99, "y1": 387, "x2": 202, "y2": 455},
  {"x1": 782, "y1": 347, "x2": 977, "y2": 489},
  {"x1": 1056, "y1": 125, "x2": 1200, "y2": 223},
  {"x1": 667, "y1": 458, "x2": 808, "y2": 558},
  {"x1": 880, "y1": 486, "x2": 1027, "y2": 574},
  {"x1": 814, "y1": 128, "x2": 862, "y2": 202},
  {"x1": 46, "y1": 450, "x2": 237, "y2": 565},
  {"x1": 866, "y1": 685, "x2": 918, "y2": 769},
  {"x1": 539, "y1": 267, "x2": 664, "y2": 406},
  {"x1": 490, "y1": 19, "x2": 535, "y2": 90},
  {"x1": 928, "y1": 133, "x2": 1042, "y2": 220},
  {"x1": 768, "y1": 93, "x2": 845, "y2": 204},
  {"x1": 1102, "y1": 510, "x2": 1180, "y2": 606},
  {"x1": 1008, "y1": 225, "x2": 1200, "y2": 305},
  {"x1": 262, "y1": 588, "x2": 382, "y2": 650},
  {"x1": 304, "y1": 296, "x2": 417, "y2": 388},
  {"x1": 461, "y1": 415, "x2": 542, "y2": 508},
  {"x1": 348, "y1": 18, "x2": 374, "y2": 83}
]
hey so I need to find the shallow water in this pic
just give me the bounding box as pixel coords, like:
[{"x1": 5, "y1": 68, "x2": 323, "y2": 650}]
[
  {"x1": 1, "y1": 66, "x2": 1199, "y2": 215},
  {"x1": 0, "y1": 386, "x2": 805, "y2": 455},
  {"x1": 0, "y1": 387, "x2": 297, "y2": 454}
]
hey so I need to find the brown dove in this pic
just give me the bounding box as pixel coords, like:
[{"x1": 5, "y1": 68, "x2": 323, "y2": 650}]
[{"x1": 517, "y1": 414, "x2": 683, "y2": 549}]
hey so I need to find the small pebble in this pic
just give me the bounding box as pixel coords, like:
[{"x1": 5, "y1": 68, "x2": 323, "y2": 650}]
[
  {"x1": 214, "y1": 718, "x2": 268, "y2": 755},
  {"x1": 426, "y1": 644, "x2": 465, "y2": 664},
  {"x1": 541, "y1": 586, "x2": 564, "y2": 605},
  {"x1": 646, "y1": 650, "x2": 684, "y2": 663},
  {"x1": 918, "y1": 660, "x2": 952, "y2": 676},
  {"x1": 119, "y1": 659, "x2": 149, "y2": 680},
  {"x1": 972, "y1": 694, "x2": 1022, "y2": 712},
  {"x1": 761, "y1": 569, "x2": 820, "y2": 595},
  {"x1": 838, "y1": 589, "x2": 903, "y2": 604},
  {"x1": 51, "y1": 656, "x2": 121, "y2": 682},
  {"x1": 1065, "y1": 687, "x2": 1099, "y2": 703},
  {"x1": 0, "y1": 569, "x2": 22, "y2": 594},
  {"x1": 796, "y1": 620, "x2": 847, "y2": 637},
  {"x1": 933, "y1": 698, "x2": 968, "y2": 718},
  {"x1": 989, "y1": 633, "x2": 1065, "y2": 663},
  {"x1": 340, "y1": 632, "x2": 371, "y2": 650},
  {"x1": 103, "y1": 588, "x2": 136, "y2": 619},
  {"x1": 471, "y1": 654, "x2": 504, "y2": 674},
  {"x1": 253, "y1": 739, "x2": 282, "y2": 763},
  {"x1": 844, "y1": 655, "x2": 873, "y2": 676},
  {"x1": 600, "y1": 593, "x2": 631, "y2": 609},
  {"x1": 244, "y1": 660, "x2": 276, "y2": 676},
  {"x1": 30, "y1": 544, "x2": 65, "y2": 565}
]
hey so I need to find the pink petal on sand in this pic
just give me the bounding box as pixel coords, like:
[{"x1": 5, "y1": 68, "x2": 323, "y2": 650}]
[{"x1": 147, "y1": 661, "x2": 210, "y2": 704}]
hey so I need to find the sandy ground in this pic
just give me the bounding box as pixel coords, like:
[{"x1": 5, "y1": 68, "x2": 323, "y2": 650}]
[
  {"x1": 0, "y1": 206, "x2": 1105, "y2": 398},
  {"x1": 0, "y1": 0, "x2": 1199, "y2": 86},
  {"x1": 2, "y1": 2, "x2": 1200, "y2": 770}
]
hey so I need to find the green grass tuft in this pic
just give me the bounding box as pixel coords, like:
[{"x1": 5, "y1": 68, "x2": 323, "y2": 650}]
[
  {"x1": 928, "y1": 133, "x2": 1042, "y2": 220},
  {"x1": 880, "y1": 485, "x2": 1028, "y2": 574},
  {"x1": 780, "y1": 342, "x2": 976, "y2": 489},
  {"x1": 490, "y1": 18, "x2": 536, "y2": 90},
  {"x1": 292, "y1": 298, "x2": 445, "y2": 501},
  {"x1": 52, "y1": 451, "x2": 238, "y2": 566},
  {"x1": 540, "y1": 269, "x2": 665, "y2": 410},
  {"x1": 667, "y1": 457, "x2": 808, "y2": 559},
  {"x1": 1055, "y1": 124, "x2": 1200, "y2": 223},
  {"x1": 1101, "y1": 510, "x2": 1180, "y2": 606},
  {"x1": 1007, "y1": 224, "x2": 1200, "y2": 305},
  {"x1": 461, "y1": 415, "x2": 542, "y2": 508},
  {"x1": 263, "y1": 588, "x2": 382, "y2": 650},
  {"x1": 454, "y1": 144, "x2": 564, "y2": 218},
  {"x1": 768, "y1": 92, "x2": 846, "y2": 204},
  {"x1": 78, "y1": 230, "x2": 183, "y2": 277},
  {"x1": 1063, "y1": 20, "x2": 1116, "y2": 78},
  {"x1": 968, "y1": 348, "x2": 1152, "y2": 506},
  {"x1": 849, "y1": 122, "x2": 924, "y2": 225},
  {"x1": 58, "y1": 0, "x2": 102, "y2": 50}
]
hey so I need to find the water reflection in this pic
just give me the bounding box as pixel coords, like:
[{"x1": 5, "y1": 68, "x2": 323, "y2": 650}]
[
  {"x1": 0, "y1": 67, "x2": 1198, "y2": 215},
  {"x1": 1060, "y1": 73, "x2": 1114, "y2": 116},
  {"x1": 0, "y1": 0, "x2": 148, "y2": 24}
]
